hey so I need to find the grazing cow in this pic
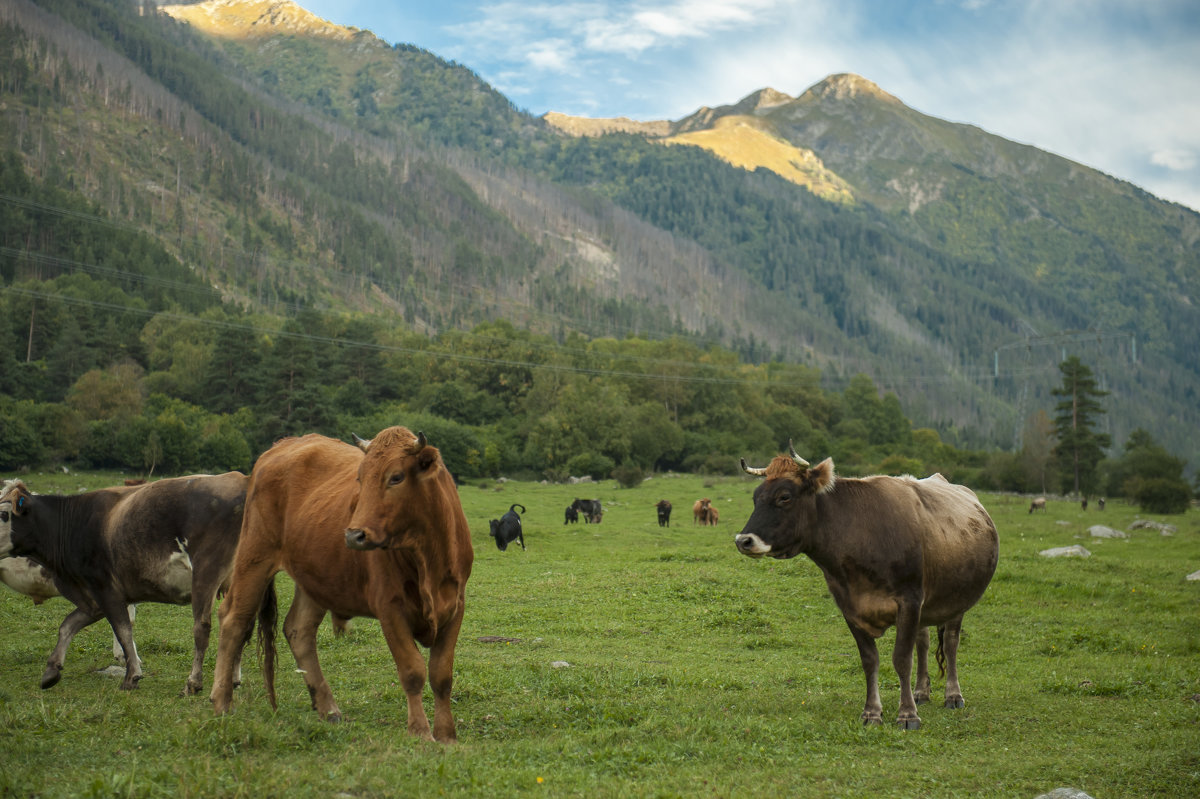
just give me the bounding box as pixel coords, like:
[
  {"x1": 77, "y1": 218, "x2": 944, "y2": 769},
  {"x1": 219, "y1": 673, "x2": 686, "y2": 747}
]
[
  {"x1": 209, "y1": 428, "x2": 473, "y2": 743},
  {"x1": 571, "y1": 498, "x2": 602, "y2": 523},
  {"x1": 1097, "y1": 497, "x2": 1106, "y2": 511},
  {"x1": 736, "y1": 444, "x2": 998, "y2": 730},
  {"x1": 489, "y1": 503, "x2": 527, "y2": 551},
  {"x1": 1029, "y1": 497, "x2": 1047, "y2": 514},
  {"x1": 0, "y1": 473, "x2": 248, "y2": 694},
  {"x1": 656, "y1": 500, "x2": 672, "y2": 527},
  {"x1": 564, "y1": 505, "x2": 579, "y2": 525}
]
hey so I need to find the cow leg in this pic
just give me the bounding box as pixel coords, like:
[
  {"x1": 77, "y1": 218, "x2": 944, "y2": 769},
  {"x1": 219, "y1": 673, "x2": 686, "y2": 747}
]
[
  {"x1": 377, "y1": 613, "x2": 435, "y2": 741},
  {"x1": 427, "y1": 607, "x2": 465, "y2": 743},
  {"x1": 517, "y1": 531, "x2": 526, "y2": 551},
  {"x1": 100, "y1": 600, "x2": 142, "y2": 690},
  {"x1": 892, "y1": 601, "x2": 923, "y2": 730},
  {"x1": 210, "y1": 560, "x2": 274, "y2": 715},
  {"x1": 847, "y1": 623, "x2": 883, "y2": 726},
  {"x1": 184, "y1": 578, "x2": 222, "y2": 696},
  {"x1": 112, "y1": 604, "x2": 137, "y2": 665},
  {"x1": 283, "y1": 588, "x2": 341, "y2": 722},
  {"x1": 940, "y1": 617, "x2": 966, "y2": 709},
  {"x1": 913, "y1": 627, "x2": 932, "y2": 705},
  {"x1": 41, "y1": 605, "x2": 104, "y2": 689}
]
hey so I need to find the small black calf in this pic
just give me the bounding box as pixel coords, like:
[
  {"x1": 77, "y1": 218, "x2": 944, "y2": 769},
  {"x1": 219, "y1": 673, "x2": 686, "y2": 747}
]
[
  {"x1": 490, "y1": 503, "x2": 527, "y2": 551},
  {"x1": 564, "y1": 505, "x2": 579, "y2": 525},
  {"x1": 656, "y1": 500, "x2": 672, "y2": 527}
]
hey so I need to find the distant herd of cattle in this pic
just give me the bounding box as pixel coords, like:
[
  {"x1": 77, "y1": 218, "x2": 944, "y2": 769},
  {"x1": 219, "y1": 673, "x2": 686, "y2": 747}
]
[{"x1": 2, "y1": 430, "x2": 1022, "y2": 734}]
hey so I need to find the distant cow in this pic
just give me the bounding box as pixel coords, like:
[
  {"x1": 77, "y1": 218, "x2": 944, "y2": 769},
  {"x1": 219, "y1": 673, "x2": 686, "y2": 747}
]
[
  {"x1": 571, "y1": 498, "x2": 602, "y2": 523},
  {"x1": 1081, "y1": 497, "x2": 1088, "y2": 510},
  {"x1": 210, "y1": 428, "x2": 473, "y2": 743},
  {"x1": 564, "y1": 505, "x2": 579, "y2": 524},
  {"x1": 656, "y1": 500, "x2": 672, "y2": 527},
  {"x1": 736, "y1": 443, "x2": 998, "y2": 730},
  {"x1": 693, "y1": 498, "x2": 712, "y2": 525},
  {"x1": 1029, "y1": 497, "x2": 1047, "y2": 514},
  {"x1": 1098, "y1": 497, "x2": 1106, "y2": 510},
  {"x1": 0, "y1": 473, "x2": 248, "y2": 694},
  {"x1": 490, "y1": 504, "x2": 527, "y2": 551},
  {"x1": 706, "y1": 505, "x2": 719, "y2": 526}
]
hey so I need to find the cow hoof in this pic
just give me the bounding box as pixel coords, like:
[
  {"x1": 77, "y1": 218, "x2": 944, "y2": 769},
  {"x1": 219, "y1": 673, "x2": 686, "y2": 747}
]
[
  {"x1": 39, "y1": 669, "x2": 62, "y2": 690},
  {"x1": 120, "y1": 679, "x2": 141, "y2": 691},
  {"x1": 945, "y1": 697, "x2": 965, "y2": 709},
  {"x1": 861, "y1": 715, "x2": 883, "y2": 727},
  {"x1": 915, "y1": 695, "x2": 930, "y2": 705},
  {"x1": 323, "y1": 711, "x2": 343, "y2": 724},
  {"x1": 897, "y1": 717, "x2": 921, "y2": 731}
]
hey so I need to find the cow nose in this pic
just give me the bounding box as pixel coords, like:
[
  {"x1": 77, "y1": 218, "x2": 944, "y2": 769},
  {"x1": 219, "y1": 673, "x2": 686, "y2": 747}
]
[{"x1": 345, "y1": 528, "x2": 372, "y2": 550}]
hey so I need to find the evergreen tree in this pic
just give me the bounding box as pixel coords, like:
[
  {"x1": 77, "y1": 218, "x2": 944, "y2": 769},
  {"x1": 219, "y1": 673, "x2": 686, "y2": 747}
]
[{"x1": 1051, "y1": 356, "x2": 1111, "y2": 497}]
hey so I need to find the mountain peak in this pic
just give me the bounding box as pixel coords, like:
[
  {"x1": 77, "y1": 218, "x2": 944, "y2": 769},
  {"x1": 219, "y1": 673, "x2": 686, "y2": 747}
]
[
  {"x1": 162, "y1": 0, "x2": 365, "y2": 41},
  {"x1": 804, "y1": 73, "x2": 902, "y2": 105},
  {"x1": 735, "y1": 87, "x2": 795, "y2": 113}
]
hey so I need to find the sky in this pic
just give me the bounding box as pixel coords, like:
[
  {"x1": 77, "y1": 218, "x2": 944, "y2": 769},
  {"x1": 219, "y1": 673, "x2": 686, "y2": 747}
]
[{"x1": 298, "y1": 0, "x2": 1200, "y2": 212}]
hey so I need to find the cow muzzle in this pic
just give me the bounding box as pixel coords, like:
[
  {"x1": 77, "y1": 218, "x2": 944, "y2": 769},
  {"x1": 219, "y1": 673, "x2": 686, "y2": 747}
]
[
  {"x1": 345, "y1": 528, "x2": 384, "y2": 551},
  {"x1": 735, "y1": 533, "x2": 771, "y2": 558}
]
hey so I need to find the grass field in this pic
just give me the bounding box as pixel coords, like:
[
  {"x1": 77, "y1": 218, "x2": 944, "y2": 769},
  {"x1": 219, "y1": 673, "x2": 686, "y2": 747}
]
[{"x1": 1, "y1": 468, "x2": 1197, "y2": 798}]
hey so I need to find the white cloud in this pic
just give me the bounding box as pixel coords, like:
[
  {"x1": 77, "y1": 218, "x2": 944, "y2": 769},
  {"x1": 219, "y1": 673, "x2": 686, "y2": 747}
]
[{"x1": 1150, "y1": 149, "x2": 1197, "y2": 172}]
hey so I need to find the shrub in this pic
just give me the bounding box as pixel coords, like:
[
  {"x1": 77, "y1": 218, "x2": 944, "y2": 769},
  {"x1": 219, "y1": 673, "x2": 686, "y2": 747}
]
[
  {"x1": 612, "y1": 462, "x2": 646, "y2": 488},
  {"x1": 1129, "y1": 477, "x2": 1192, "y2": 514},
  {"x1": 566, "y1": 452, "x2": 615, "y2": 481}
]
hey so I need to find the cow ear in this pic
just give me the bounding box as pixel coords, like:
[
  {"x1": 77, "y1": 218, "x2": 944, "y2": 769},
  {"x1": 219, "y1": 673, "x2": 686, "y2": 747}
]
[
  {"x1": 806, "y1": 458, "x2": 836, "y2": 494},
  {"x1": 417, "y1": 448, "x2": 438, "y2": 473}
]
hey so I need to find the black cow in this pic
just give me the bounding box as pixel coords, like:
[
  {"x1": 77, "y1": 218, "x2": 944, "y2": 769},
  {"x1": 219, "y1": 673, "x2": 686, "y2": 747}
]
[
  {"x1": 571, "y1": 498, "x2": 602, "y2": 524},
  {"x1": 564, "y1": 505, "x2": 579, "y2": 524},
  {"x1": 489, "y1": 503, "x2": 527, "y2": 551},
  {"x1": 656, "y1": 500, "x2": 672, "y2": 527},
  {"x1": 0, "y1": 473, "x2": 248, "y2": 694}
]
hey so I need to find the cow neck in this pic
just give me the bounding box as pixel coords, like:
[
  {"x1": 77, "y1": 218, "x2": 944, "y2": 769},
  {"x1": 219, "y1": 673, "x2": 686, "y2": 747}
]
[{"x1": 27, "y1": 494, "x2": 111, "y2": 581}]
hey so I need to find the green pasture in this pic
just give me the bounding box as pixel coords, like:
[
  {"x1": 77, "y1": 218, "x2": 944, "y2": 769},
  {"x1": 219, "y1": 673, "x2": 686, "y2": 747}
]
[{"x1": 1, "y1": 469, "x2": 1197, "y2": 798}]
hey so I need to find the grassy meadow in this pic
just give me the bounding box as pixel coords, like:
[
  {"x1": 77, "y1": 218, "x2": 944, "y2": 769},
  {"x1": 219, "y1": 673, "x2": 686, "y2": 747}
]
[{"x1": 1, "y1": 468, "x2": 1197, "y2": 798}]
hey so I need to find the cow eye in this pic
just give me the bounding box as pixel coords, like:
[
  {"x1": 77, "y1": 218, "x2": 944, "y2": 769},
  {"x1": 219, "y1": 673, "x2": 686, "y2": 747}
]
[
  {"x1": 387, "y1": 472, "x2": 405, "y2": 486},
  {"x1": 775, "y1": 492, "x2": 791, "y2": 506}
]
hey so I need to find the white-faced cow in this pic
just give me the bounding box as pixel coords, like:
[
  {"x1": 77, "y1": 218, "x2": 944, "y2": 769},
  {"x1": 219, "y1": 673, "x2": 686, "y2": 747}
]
[
  {"x1": 209, "y1": 428, "x2": 473, "y2": 743},
  {"x1": 736, "y1": 444, "x2": 998, "y2": 730},
  {"x1": 0, "y1": 473, "x2": 248, "y2": 694}
]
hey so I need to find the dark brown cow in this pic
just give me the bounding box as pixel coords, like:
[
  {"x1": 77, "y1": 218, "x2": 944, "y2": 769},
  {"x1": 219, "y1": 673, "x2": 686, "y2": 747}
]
[
  {"x1": 0, "y1": 473, "x2": 248, "y2": 694},
  {"x1": 736, "y1": 445, "x2": 998, "y2": 730},
  {"x1": 209, "y1": 428, "x2": 473, "y2": 743},
  {"x1": 655, "y1": 500, "x2": 672, "y2": 527}
]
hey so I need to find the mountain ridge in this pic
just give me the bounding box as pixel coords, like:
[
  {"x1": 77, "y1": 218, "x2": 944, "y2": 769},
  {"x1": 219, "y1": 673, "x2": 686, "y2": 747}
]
[{"x1": 2, "y1": 0, "x2": 1197, "y2": 461}]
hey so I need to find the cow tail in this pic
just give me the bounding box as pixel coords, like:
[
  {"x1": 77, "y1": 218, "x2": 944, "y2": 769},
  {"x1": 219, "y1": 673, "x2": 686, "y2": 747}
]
[
  {"x1": 935, "y1": 625, "x2": 947, "y2": 678},
  {"x1": 257, "y1": 576, "x2": 279, "y2": 711}
]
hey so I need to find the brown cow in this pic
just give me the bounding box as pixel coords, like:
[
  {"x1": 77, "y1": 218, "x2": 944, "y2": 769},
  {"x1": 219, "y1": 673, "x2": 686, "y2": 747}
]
[
  {"x1": 209, "y1": 428, "x2": 473, "y2": 743},
  {"x1": 693, "y1": 498, "x2": 712, "y2": 524},
  {"x1": 1029, "y1": 497, "x2": 1047, "y2": 514},
  {"x1": 736, "y1": 444, "x2": 998, "y2": 730}
]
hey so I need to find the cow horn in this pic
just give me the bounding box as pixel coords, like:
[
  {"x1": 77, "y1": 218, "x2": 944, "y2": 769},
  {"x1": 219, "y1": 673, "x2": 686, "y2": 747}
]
[
  {"x1": 740, "y1": 458, "x2": 768, "y2": 477},
  {"x1": 414, "y1": 431, "x2": 427, "y2": 451},
  {"x1": 352, "y1": 433, "x2": 372, "y2": 452},
  {"x1": 787, "y1": 440, "x2": 810, "y2": 468}
]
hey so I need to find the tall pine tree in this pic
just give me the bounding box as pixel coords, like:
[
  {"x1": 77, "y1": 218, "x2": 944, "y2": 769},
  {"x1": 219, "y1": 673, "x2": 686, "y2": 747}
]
[{"x1": 1051, "y1": 356, "x2": 1111, "y2": 497}]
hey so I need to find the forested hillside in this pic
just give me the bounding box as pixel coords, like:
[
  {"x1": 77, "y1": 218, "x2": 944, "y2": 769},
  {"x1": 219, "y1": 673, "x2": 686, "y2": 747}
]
[{"x1": 0, "y1": 0, "x2": 1197, "y2": 491}]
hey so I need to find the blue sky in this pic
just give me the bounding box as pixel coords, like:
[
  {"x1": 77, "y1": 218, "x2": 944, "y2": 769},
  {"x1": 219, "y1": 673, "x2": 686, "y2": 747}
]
[{"x1": 298, "y1": 0, "x2": 1200, "y2": 211}]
